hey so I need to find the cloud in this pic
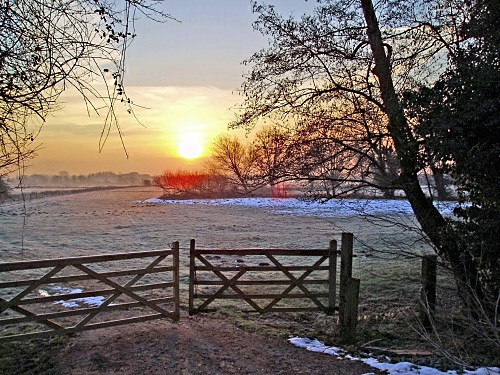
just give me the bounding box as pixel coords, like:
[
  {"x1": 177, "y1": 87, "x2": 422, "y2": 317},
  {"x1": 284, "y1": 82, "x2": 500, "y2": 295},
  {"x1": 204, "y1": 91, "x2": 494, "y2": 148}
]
[{"x1": 30, "y1": 85, "x2": 246, "y2": 175}]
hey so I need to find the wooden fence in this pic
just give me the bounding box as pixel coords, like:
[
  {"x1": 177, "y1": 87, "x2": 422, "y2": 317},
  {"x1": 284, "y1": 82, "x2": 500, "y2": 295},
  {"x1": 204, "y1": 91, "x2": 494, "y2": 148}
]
[
  {"x1": 0, "y1": 244, "x2": 180, "y2": 343},
  {"x1": 189, "y1": 234, "x2": 359, "y2": 329},
  {"x1": 0, "y1": 234, "x2": 361, "y2": 343}
]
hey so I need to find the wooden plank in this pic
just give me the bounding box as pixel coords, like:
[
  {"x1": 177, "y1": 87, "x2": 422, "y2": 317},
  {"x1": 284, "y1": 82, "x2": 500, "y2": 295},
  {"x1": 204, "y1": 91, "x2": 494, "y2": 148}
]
[
  {"x1": 328, "y1": 240, "x2": 337, "y2": 316},
  {"x1": 194, "y1": 293, "x2": 329, "y2": 299},
  {"x1": 0, "y1": 297, "x2": 175, "y2": 325},
  {"x1": 196, "y1": 269, "x2": 247, "y2": 311},
  {"x1": 0, "y1": 249, "x2": 174, "y2": 272},
  {"x1": 194, "y1": 265, "x2": 330, "y2": 272},
  {"x1": 339, "y1": 232, "x2": 354, "y2": 323},
  {"x1": 194, "y1": 280, "x2": 329, "y2": 286},
  {"x1": 172, "y1": 241, "x2": 180, "y2": 321},
  {"x1": 192, "y1": 249, "x2": 329, "y2": 256},
  {"x1": 195, "y1": 255, "x2": 263, "y2": 313},
  {"x1": 74, "y1": 263, "x2": 172, "y2": 321},
  {"x1": 0, "y1": 265, "x2": 65, "y2": 313},
  {"x1": 261, "y1": 259, "x2": 327, "y2": 312},
  {"x1": 257, "y1": 307, "x2": 326, "y2": 313},
  {"x1": 13, "y1": 283, "x2": 175, "y2": 307},
  {"x1": 338, "y1": 277, "x2": 360, "y2": 344},
  {"x1": 340, "y1": 233, "x2": 353, "y2": 282},
  {"x1": 189, "y1": 239, "x2": 196, "y2": 315},
  {"x1": 264, "y1": 254, "x2": 327, "y2": 310},
  {"x1": 126, "y1": 282, "x2": 175, "y2": 292},
  {"x1": 0, "y1": 297, "x2": 63, "y2": 330},
  {"x1": 0, "y1": 266, "x2": 175, "y2": 288},
  {"x1": 71, "y1": 254, "x2": 168, "y2": 330},
  {"x1": 361, "y1": 346, "x2": 436, "y2": 357}
]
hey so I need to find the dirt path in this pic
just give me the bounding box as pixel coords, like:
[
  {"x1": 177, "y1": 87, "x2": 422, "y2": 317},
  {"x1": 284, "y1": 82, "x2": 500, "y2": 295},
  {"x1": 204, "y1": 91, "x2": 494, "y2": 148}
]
[{"x1": 56, "y1": 314, "x2": 374, "y2": 375}]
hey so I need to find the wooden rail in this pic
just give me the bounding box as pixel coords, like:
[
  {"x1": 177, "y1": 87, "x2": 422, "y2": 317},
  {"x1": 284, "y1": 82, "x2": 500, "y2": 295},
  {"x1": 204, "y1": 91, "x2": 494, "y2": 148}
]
[
  {"x1": 0, "y1": 244, "x2": 180, "y2": 342},
  {"x1": 189, "y1": 239, "x2": 339, "y2": 315},
  {"x1": 0, "y1": 235, "x2": 360, "y2": 342}
]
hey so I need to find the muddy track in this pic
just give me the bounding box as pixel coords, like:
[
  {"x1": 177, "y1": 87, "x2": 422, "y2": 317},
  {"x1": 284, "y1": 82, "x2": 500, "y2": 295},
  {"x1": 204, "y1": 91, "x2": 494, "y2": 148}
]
[{"x1": 56, "y1": 314, "x2": 373, "y2": 375}]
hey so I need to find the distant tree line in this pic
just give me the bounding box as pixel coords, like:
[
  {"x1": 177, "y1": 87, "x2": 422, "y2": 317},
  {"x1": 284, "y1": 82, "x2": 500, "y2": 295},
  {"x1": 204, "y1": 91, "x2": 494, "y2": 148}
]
[{"x1": 8, "y1": 171, "x2": 153, "y2": 188}]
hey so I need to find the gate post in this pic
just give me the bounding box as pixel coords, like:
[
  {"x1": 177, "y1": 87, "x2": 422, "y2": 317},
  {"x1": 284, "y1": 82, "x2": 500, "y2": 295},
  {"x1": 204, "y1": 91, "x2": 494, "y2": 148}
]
[
  {"x1": 340, "y1": 277, "x2": 360, "y2": 344},
  {"x1": 172, "y1": 241, "x2": 180, "y2": 321},
  {"x1": 327, "y1": 240, "x2": 337, "y2": 316},
  {"x1": 339, "y1": 232, "x2": 353, "y2": 311},
  {"x1": 338, "y1": 233, "x2": 360, "y2": 344},
  {"x1": 188, "y1": 239, "x2": 196, "y2": 315}
]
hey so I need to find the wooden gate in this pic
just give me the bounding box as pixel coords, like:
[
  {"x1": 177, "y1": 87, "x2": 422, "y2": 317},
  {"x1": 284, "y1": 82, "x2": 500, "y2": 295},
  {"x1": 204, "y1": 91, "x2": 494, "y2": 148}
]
[
  {"x1": 189, "y1": 239, "x2": 339, "y2": 315},
  {"x1": 0, "y1": 243, "x2": 180, "y2": 343}
]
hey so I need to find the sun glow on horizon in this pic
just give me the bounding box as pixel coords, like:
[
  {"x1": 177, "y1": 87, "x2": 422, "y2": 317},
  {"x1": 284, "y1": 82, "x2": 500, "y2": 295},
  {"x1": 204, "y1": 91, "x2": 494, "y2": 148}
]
[{"x1": 178, "y1": 136, "x2": 204, "y2": 159}]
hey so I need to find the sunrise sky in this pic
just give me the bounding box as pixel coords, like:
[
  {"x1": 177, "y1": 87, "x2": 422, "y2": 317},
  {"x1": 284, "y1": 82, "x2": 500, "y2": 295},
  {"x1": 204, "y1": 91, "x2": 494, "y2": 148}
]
[{"x1": 30, "y1": 1, "x2": 316, "y2": 176}]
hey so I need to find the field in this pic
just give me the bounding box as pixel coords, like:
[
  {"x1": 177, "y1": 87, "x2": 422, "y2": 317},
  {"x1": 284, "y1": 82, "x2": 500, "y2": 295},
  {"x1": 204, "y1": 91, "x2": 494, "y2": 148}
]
[
  {"x1": 0, "y1": 187, "x2": 475, "y2": 374},
  {"x1": 0, "y1": 185, "x2": 453, "y2": 305}
]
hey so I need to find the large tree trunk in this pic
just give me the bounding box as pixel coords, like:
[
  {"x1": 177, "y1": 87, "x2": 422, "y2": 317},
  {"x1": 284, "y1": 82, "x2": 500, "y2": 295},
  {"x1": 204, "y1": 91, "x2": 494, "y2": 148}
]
[{"x1": 360, "y1": 0, "x2": 487, "y2": 314}]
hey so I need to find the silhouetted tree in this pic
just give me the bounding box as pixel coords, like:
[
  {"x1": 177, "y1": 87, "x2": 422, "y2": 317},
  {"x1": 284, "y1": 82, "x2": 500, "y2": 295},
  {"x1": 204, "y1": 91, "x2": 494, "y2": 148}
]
[
  {"x1": 288, "y1": 100, "x2": 401, "y2": 198},
  {"x1": 153, "y1": 170, "x2": 233, "y2": 198},
  {"x1": 205, "y1": 134, "x2": 258, "y2": 195},
  {"x1": 154, "y1": 171, "x2": 208, "y2": 197},
  {"x1": 251, "y1": 126, "x2": 292, "y2": 187},
  {"x1": 404, "y1": 0, "x2": 500, "y2": 306},
  {"x1": 233, "y1": 0, "x2": 498, "y2": 318},
  {"x1": 0, "y1": 0, "x2": 172, "y2": 175}
]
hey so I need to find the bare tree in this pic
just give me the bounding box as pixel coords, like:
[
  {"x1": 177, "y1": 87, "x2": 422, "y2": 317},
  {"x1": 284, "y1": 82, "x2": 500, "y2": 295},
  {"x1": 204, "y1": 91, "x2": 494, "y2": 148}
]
[
  {"x1": 0, "y1": 0, "x2": 172, "y2": 175},
  {"x1": 232, "y1": 0, "x2": 497, "y2": 317},
  {"x1": 292, "y1": 98, "x2": 401, "y2": 198},
  {"x1": 251, "y1": 126, "x2": 292, "y2": 186},
  {"x1": 205, "y1": 134, "x2": 258, "y2": 195}
]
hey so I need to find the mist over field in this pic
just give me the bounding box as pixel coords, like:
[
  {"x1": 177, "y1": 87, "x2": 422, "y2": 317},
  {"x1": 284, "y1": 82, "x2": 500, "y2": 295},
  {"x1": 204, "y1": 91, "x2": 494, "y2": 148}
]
[
  {"x1": 0, "y1": 186, "x2": 439, "y2": 259},
  {"x1": 0, "y1": 186, "x2": 444, "y2": 309}
]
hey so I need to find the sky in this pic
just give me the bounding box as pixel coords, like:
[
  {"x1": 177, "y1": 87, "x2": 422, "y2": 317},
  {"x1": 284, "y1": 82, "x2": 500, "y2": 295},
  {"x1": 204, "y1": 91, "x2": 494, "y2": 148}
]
[{"x1": 30, "y1": 1, "x2": 317, "y2": 177}]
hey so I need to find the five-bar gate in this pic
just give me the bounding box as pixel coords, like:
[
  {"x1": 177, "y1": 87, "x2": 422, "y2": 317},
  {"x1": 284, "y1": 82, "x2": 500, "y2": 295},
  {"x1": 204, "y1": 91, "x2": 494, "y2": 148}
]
[
  {"x1": 189, "y1": 239, "x2": 342, "y2": 315},
  {"x1": 0, "y1": 234, "x2": 359, "y2": 342},
  {"x1": 0, "y1": 244, "x2": 180, "y2": 343}
]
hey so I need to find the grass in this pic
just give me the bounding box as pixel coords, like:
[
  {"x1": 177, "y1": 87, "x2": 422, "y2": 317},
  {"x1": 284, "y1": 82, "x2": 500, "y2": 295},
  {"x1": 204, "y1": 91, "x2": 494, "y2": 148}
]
[{"x1": 0, "y1": 336, "x2": 67, "y2": 375}]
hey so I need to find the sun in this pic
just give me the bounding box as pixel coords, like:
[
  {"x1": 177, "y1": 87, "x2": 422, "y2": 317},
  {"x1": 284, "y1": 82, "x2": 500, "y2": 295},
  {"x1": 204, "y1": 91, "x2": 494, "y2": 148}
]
[{"x1": 178, "y1": 137, "x2": 203, "y2": 159}]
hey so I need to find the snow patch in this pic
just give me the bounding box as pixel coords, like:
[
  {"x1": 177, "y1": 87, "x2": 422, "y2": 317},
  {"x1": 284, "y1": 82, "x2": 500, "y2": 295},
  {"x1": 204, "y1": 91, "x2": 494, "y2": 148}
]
[
  {"x1": 140, "y1": 197, "x2": 456, "y2": 218},
  {"x1": 39, "y1": 286, "x2": 105, "y2": 308},
  {"x1": 288, "y1": 337, "x2": 500, "y2": 375}
]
